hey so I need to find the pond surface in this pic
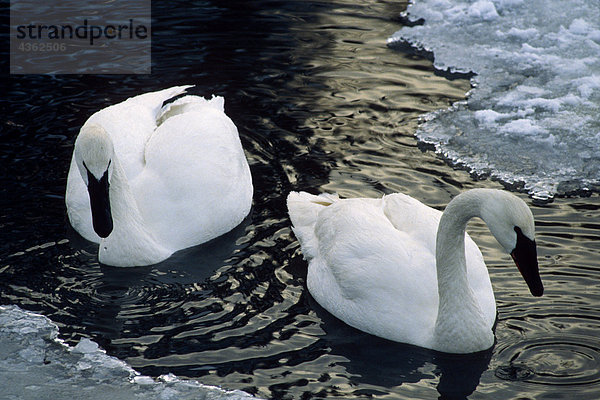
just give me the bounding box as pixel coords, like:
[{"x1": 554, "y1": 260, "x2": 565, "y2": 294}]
[{"x1": 2, "y1": 1, "x2": 600, "y2": 399}]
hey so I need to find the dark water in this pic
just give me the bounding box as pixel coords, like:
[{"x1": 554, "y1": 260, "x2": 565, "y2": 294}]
[{"x1": 2, "y1": 1, "x2": 600, "y2": 399}]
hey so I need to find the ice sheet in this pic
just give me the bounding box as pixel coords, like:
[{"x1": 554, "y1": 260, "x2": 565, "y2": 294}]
[
  {"x1": 389, "y1": 0, "x2": 600, "y2": 200},
  {"x1": 0, "y1": 305, "x2": 258, "y2": 400}
]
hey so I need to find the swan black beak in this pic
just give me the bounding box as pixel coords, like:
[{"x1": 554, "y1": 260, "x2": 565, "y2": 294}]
[
  {"x1": 85, "y1": 163, "x2": 113, "y2": 238},
  {"x1": 510, "y1": 227, "x2": 543, "y2": 297}
]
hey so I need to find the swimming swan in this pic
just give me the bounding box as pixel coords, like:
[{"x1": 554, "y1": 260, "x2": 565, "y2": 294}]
[
  {"x1": 66, "y1": 86, "x2": 253, "y2": 267},
  {"x1": 287, "y1": 189, "x2": 543, "y2": 353}
]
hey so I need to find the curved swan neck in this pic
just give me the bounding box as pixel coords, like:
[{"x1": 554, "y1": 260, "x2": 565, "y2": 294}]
[
  {"x1": 434, "y1": 190, "x2": 493, "y2": 353},
  {"x1": 435, "y1": 191, "x2": 482, "y2": 290}
]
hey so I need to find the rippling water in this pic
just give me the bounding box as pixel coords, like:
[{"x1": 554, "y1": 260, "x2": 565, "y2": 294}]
[{"x1": 2, "y1": 1, "x2": 600, "y2": 399}]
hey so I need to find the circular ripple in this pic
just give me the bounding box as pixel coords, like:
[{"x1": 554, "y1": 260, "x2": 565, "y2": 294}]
[
  {"x1": 495, "y1": 335, "x2": 600, "y2": 386},
  {"x1": 495, "y1": 364, "x2": 534, "y2": 381}
]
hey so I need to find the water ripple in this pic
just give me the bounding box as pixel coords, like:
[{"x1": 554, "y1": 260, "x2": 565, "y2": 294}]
[{"x1": 495, "y1": 335, "x2": 600, "y2": 386}]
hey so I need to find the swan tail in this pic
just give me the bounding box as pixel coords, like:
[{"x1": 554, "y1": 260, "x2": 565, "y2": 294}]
[
  {"x1": 156, "y1": 95, "x2": 225, "y2": 126},
  {"x1": 287, "y1": 191, "x2": 339, "y2": 261},
  {"x1": 127, "y1": 85, "x2": 195, "y2": 118}
]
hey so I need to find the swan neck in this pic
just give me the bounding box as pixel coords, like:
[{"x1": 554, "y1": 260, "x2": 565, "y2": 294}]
[
  {"x1": 436, "y1": 192, "x2": 480, "y2": 285},
  {"x1": 433, "y1": 191, "x2": 493, "y2": 352}
]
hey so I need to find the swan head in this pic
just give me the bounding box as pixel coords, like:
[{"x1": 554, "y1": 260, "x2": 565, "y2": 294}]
[
  {"x1": 74, "y1": 124, "x2": 114, "y2": 238},
  {"x1": 480, "y1": 190, "x2": 543, "y2": 297}
]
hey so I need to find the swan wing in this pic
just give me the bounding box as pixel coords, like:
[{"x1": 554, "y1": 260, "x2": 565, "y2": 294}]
[
  {"x1": 383, "y1": 193, "x2": 442, "y2": 252},
  {"x1": 83, "y1": 85, "x2": 193, "y2": 179},
  {"x1": 288, "y1": 192, "x2": 439, "y2": 346},
  {"x1": 133, "y1": 99, "x2": 252, "y2": 249},
  {"x1": 156, "y1": 94, "x2": 224, "y2": 125},
  {"x1": 385, "y1": 193, "x2": 495, "y2": 326}
]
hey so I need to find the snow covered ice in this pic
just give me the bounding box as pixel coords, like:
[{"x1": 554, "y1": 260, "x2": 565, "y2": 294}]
[
  {"x1": 0, "y1": 305, "x2": 258, "y2": 400},
  {"x1": 389, "y1": 0, "x2": 600, "y2": 200}
]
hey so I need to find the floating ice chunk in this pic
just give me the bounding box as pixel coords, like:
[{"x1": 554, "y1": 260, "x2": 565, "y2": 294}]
[
  {"x1": 569, "y1": 18, "x2": 591, "y2": 35},
  {"x1": 498, "y1": 27, "x2": 538, "y2": 41},
  {"x1": 500, "y1": 119, "x2": 547, "y2": 136},
  {"x1": 72, "y1": 338, "x2": 99, "y2": 354},
  {"x1": 474, "y1": 109, "x2": 502, "y2": 124},
  {"x1": 0, "y1": 305, "x2": 259, "y2": 400},
  {"x1": 468, "y1": 0, "x2": 498, "y2": 21},
  {"x1": 76, "y1": 360, "x2": 93, "y2": 370},
  {"x1": 493, "y1": 0, "x2": 525, "y2": 10},
  {"x1": 517, "y1": 86, "x2": 549, "y2": 96},
  {"x1": 574, "y1": 75, "x2": 600, "y2": 99},
  {"x1": 389, "y1": 0, "x2": 600, "y2": 199},
  {"x1": 133, "y1": 375, "x2": 156, "y2": 385}
]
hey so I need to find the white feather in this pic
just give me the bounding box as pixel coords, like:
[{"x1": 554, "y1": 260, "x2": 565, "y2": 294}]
[{"x1": 66, "y1": 86, "x2": 252, "y2": 267}]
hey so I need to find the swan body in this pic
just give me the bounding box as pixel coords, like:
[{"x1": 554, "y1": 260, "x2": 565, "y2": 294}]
[
  {"x1": 66, "y1": 86, "x2": 253, "y2": 267},
  {"x1": 287, "y1": 189, "x2": 542, "y2": 354}
]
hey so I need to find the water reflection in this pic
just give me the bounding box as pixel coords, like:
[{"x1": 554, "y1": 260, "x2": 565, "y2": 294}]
[
  {"x1": 311, "y1": 295, "x2": 492, "y2": 400},
  {"x1": 65, "y1": 218, "x2": 251, "y2": 342}
]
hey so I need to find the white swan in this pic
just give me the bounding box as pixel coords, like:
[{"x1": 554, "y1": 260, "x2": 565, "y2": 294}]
[
  {"x1": 287, "y1": 189, "x2": 543, "y2": 354},
  {"x1": 66, "y1": 86, "x2": 253, "y2": 267}
]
